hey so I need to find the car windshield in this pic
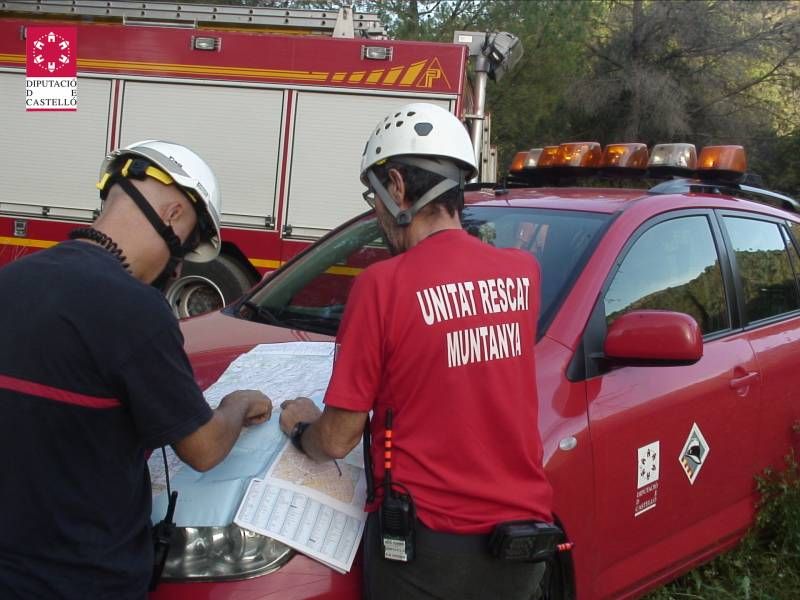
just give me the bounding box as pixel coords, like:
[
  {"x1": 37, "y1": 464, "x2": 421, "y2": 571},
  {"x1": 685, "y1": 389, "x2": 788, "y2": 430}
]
[{"x1": 240, "y1": 206, "x2": 612, "y2": 337}]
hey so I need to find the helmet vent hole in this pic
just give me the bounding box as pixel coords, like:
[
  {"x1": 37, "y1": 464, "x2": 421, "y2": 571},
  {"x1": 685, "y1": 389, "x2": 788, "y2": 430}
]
[
  {"x1": 396, "y1": 120, "x2": 404, "y2": 127},
  {"x1": 384, "y1": 123, "x2": 391, "y2": 130},
  {"x1": 414, "y1": 122, "x2": 433, "y2": 136},
  {"x1": 376, "y1": 146, "x2": 382, "y2": 155},
  {"x1": 407, "y1": 111, "x2": 416, "y2": 116},
  {"x1": 394, "y1": 112, "x2": 401, "y2": 117}
]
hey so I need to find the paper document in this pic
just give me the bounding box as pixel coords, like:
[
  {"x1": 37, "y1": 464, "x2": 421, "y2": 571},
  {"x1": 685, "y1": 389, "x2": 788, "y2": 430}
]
[
  {"x1": 235, "y1": 439, "x2": 367, "y2": 574},
  {"x1": 149, "y1": 342, "x2": 336, "y2": 527},
  {"x1": 147, "y1": 340, "x2": 368, "y2": 574}
]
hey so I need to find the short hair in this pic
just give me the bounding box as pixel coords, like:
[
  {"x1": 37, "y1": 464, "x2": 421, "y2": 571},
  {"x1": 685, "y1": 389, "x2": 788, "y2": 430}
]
[{"x1": 370, "y1": 159, "x2": 464, "y2": 217}]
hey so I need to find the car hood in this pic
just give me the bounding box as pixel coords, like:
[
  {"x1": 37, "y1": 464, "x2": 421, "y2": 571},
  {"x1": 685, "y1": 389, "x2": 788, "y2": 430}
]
[{"x1": 180, "y1": 310, "x2": 333, "y2": 390}]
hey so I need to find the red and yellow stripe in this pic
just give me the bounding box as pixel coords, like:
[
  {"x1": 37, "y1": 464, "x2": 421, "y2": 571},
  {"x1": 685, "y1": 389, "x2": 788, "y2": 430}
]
[
  {"x1": 0, "y1": 53, "x2": 450, "y2": 89},
  {"x1": 0, "y1": 236, "x2": 362, "y2": 275}
]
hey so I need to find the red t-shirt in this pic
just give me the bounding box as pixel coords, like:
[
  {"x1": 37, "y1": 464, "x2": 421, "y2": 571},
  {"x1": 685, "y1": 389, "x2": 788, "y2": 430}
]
[{"x1": 324, "y1": 229, "x2": 553, "y2": 534}]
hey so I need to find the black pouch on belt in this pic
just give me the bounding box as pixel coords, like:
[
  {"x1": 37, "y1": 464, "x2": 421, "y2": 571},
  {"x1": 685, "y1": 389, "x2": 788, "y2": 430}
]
[{"x1": 488, "y1": 521, "x2": 563, "y2": 562}]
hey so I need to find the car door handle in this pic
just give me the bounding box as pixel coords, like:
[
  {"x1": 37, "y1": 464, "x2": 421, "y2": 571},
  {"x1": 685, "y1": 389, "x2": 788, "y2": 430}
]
[{"x1": 730, "y1": 371, "x2": 759, "y2": 389}]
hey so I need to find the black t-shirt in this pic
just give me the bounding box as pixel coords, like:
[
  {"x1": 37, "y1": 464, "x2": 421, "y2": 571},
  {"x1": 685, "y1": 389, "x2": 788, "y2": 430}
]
[{"x1": 0, "y1": 241, "x2": 213, "y2": 599}]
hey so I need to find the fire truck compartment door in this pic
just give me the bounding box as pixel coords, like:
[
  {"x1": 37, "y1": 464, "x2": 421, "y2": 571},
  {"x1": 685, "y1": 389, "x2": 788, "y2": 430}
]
[
  {"x1": 119, "y1": 82, "x2": 284, "y2": 229},
  {"x1": 285, "y1": 92, "x2": 452, "y2": 238},
  {"x1": 0, "y1": 73, "x2": 111, "y2": 220}
]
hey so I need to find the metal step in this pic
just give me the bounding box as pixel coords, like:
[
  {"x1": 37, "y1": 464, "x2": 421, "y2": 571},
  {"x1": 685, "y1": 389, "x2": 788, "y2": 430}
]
[{"x1": 0, "y1": 0, "x2": 386, "y2": 38}]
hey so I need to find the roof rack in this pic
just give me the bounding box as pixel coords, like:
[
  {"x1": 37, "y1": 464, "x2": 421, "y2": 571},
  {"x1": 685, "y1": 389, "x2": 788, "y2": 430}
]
[
  {"x1": 649, "y1": 178, "x2": 799, "y2": 214},
  {"x1": 0, "y1": 0, "x2": 387, "y2": 38}
]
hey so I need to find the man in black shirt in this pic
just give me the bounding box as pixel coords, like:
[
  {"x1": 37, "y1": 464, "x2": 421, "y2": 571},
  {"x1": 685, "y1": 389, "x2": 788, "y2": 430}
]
[{"x1": 0, "y1": 141, "x2": 270, "y2": 599}]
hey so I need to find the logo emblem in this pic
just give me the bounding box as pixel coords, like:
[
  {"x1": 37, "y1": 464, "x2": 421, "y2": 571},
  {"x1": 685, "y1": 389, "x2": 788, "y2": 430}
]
[
  {"x1": 635, "y1": 441, "x2": 659, "y2": 516},
  {"x1": 417, "y1": 57, "x2": 451, "y2": 90},
  {"x1": 28, "y1": 29, "x2": 74, "y2": 75},
  {"x1": 25, "y1": 27, "x2": 78, "y2": 112},
  {"x1": 679, "y1": 423, "x2": 710, "y2": 484}
]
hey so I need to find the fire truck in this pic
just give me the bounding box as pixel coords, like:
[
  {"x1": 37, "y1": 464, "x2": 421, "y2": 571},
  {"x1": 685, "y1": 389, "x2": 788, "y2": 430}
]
[{"x1": 0, "y1": 0, "x2": 519, "y2": 317}]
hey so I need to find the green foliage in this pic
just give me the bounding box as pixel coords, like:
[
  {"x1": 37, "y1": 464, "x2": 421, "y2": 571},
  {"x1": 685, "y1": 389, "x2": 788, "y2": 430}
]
[
  {"x1": 565, "y1": 1, "x2": 800, "y2": 146},
  {"x1": 645, "y1": 450, "x2": 800, "y2": 600},
  {"x1": 482, "y1": 1, "x2": 601, "y2": 170},
  {"x1": 750, "y1": 130, "x2": 800, "y2": 198}
]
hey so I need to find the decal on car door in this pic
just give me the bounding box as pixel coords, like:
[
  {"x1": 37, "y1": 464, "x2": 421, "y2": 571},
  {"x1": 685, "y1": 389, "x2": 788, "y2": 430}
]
[
  {"x1": 635, "y1": 441, "x2": 660, "y2": 516},
  {"x1": 679, "y1": 423, "x2": 710, "y2": 485}
]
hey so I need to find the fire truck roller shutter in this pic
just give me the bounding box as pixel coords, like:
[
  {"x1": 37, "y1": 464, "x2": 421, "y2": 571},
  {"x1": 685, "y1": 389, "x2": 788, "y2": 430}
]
[{"x1": 165, "y1": 253, "x2": 256, "y2": 319}]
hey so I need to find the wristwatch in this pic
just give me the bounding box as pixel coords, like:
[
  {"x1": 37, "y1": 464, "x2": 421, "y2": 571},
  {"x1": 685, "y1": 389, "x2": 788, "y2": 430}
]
[{"x1": 290, "y1": 421, "x2": 311, "y2": 453}]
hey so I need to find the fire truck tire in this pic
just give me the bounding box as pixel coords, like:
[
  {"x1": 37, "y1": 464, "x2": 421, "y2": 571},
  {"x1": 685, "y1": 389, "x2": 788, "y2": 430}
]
[{"x1": 166, "y1": 254, "x2": 254, "y2": 319}]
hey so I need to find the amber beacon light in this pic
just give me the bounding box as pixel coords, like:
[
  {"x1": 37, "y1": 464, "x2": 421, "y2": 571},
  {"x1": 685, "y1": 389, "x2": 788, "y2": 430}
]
[
  {"x1": 537, "y1": 146, "x2": 561, "y2": 168},
  {"x1": 601, "y1": 143, "x2": 649, "y2": 170},
  {"x1": 697, "y1": 145, "x2": 746, "y2": 181},
  {"x1": 556, "y1": 142, "x2": 602, "y2": 168},
  {"x1": 510, "y1": 148, "x2": 543, "y2": 173}
]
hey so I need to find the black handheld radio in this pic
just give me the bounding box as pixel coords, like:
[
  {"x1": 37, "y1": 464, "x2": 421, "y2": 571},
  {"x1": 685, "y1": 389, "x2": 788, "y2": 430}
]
[
  {"x1": 377, "y1": 409, "x2": 416, "y2": 562},
  {"x1": 149, "y1": 448, "x2": 178, "y2": 591}
]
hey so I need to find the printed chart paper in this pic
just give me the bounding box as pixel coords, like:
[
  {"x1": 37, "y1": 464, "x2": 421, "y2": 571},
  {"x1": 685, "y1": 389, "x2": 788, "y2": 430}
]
[
  {"x1": 148, "y1": 342, "x2": 336, "y2": 527},
  {"x1": 235, "y1": 440, "x2": 367, "y2": 574}
]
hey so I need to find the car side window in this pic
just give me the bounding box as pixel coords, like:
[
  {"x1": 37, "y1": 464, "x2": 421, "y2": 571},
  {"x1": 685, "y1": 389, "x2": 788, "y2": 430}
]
[
  {"x1": 723, "y1": 216, "x2": 800, "y2": 322},
  {"x1": 604, "y1": 215, "x2": 729, "y2": 334},
  {"x1": 787, "y1": 222, "x2": 800, "y2": 271}
]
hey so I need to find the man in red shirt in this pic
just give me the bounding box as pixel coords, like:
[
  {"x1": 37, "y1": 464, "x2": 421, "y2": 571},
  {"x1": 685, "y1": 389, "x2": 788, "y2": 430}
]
[{"x1": 280, "y1": 103, "x2": 553, "y2": 599}]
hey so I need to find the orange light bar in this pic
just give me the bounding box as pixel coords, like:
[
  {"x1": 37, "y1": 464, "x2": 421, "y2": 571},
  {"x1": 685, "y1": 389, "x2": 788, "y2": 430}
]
[
  {"x1": 602, "y1": 143, "x2": 649, "y2": 169},
  {"x1": 509, "y1": 148, "x2": 544, "y2": 173},
  {"x1": 556, "y1": 142, "x2": 602, "y2": 167},
  {"x1": 648, "y1": 144, "x2": 697, "y2": 170},
  {"x1": 510, "y1": 151, "x2": 529, "y2": 173},
  {"x1": 524, "y1": 148, "x2": 543, "y2": 169},
  {"x1": 697, "y1": 145, "x2": 746, "y2": 174},
  {"x1": 537, "y1": 146, "x2": 561, "y2": 168}
]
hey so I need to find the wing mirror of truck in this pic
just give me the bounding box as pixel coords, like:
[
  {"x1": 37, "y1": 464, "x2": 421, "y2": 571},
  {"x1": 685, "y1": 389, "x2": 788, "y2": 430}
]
[{"x1": 604, "y1": 310, "x2": 703, "y2": 365}]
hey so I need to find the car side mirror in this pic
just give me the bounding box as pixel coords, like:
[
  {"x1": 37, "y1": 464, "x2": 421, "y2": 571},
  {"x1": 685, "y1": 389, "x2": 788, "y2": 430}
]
[{"x1": 604, "y1": 310, "x2": 703, "y2": 365}]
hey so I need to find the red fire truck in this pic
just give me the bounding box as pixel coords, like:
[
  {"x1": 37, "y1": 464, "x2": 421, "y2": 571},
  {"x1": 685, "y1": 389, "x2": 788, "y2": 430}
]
[{"x1": 0, "y1": 0, "x2": 516, "y2": 316}]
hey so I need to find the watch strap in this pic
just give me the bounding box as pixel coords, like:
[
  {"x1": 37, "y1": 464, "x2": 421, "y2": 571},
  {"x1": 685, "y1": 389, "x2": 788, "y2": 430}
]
[{"x1": 290, "y1": 421, "x2": 311, "y2": 453}]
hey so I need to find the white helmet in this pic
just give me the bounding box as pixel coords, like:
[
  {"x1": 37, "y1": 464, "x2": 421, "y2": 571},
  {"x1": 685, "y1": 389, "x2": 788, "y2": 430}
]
[
  {"x1": 360, "y1": 102, "x2": 478, "y2": 184},
  {"x1": 98, "y1": 140, "x2": 221, "y2": 263}
]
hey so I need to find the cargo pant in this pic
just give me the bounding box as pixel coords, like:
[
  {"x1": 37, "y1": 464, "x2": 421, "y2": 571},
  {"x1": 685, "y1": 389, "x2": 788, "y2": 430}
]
[{"x1": 363, "y1": 512, "x2": 546, "y2": 600}]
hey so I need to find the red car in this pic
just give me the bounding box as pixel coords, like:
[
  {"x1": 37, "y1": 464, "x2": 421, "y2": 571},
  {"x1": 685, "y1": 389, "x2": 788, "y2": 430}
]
[{"x1": 151, "y1": 144, "x2": 800, "y2": 599}]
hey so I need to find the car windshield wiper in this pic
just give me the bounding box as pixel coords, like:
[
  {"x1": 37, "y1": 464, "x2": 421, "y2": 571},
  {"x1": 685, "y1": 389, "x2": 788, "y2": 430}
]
[{"x1": 240, "y1": 300, "x2": 282, "y2": 326}]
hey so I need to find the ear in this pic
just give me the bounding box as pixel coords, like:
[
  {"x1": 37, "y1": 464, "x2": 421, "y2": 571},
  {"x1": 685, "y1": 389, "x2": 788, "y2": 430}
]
[
  {"x1": 387, "y1": 168, "x2": 409, "y2": 209},
  {"x1": 163, "y1": 201, "x2": 185, "y2": 225}
]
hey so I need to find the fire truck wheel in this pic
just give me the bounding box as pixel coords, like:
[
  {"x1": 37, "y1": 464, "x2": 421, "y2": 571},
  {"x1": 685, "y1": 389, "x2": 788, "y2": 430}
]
[{"x1": 166, "y1": 254, "x2": 254, "y2": 319}]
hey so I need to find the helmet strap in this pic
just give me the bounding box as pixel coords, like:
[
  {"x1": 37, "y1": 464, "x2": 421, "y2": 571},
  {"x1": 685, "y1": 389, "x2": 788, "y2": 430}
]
[
  {"x1": 150, "y1": 256, "x2": 181, "y2": 292},
  {"x1": 116, "y1": 177, "x2": 191, "y2": 288},
  {"x1": 367, "y1": 157, "x2": 464, "y2": 227}
]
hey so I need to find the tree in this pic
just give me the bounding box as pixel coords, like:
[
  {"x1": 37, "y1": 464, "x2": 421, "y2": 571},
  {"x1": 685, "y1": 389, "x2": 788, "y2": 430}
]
[{"x1": 566, "y1": 0, "x2": 800, "y2": 148}]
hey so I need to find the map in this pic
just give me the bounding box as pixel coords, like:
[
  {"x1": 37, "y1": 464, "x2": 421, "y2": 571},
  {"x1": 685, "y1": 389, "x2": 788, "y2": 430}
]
[
  {"x1": 235, "y1": 440, "x2": 367, "y2": 573},
  {"x1": 147, "y1": 341, "x2": 368, "y2": 573},
  {"x1": 271, "y1": 445, "x2": 362, "y2": 504},
  {"x1": 148, "y1": 342, "x2": 336, "y2": 527}
]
